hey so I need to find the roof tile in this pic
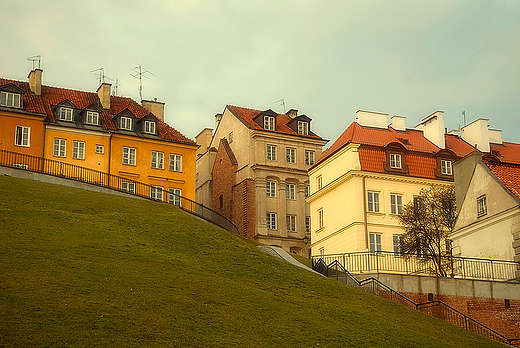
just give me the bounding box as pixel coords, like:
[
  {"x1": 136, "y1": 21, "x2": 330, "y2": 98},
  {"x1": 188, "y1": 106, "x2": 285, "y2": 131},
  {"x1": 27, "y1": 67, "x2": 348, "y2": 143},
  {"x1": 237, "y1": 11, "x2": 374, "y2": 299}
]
[{"x1": 485, "y1": 161, "x2": 520, "y2": 200}]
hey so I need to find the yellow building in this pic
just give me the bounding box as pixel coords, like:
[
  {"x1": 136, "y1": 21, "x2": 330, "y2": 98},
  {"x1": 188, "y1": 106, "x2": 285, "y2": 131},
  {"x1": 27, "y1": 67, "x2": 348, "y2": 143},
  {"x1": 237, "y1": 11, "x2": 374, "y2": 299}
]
[
  {"x1": 1, "y1": 69, "x2": 197, "y2": 201},
  {"x1": 307, "y1": 110, "x2": 475, "y2": 257}
]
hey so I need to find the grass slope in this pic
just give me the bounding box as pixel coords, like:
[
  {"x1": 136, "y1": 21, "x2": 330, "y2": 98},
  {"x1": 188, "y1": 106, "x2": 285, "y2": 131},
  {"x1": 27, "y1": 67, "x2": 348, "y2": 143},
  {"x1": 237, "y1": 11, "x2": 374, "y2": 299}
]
[{"x1": 0, "y1": 175, "x2": 504, "y2": 347}]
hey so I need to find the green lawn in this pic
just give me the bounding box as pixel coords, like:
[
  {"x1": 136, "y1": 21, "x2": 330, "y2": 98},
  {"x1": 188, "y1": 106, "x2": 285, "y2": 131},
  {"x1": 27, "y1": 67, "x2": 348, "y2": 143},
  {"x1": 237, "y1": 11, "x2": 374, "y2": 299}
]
[{"x1": 0, "y1": 175, "x2": 505, "y2": 347}]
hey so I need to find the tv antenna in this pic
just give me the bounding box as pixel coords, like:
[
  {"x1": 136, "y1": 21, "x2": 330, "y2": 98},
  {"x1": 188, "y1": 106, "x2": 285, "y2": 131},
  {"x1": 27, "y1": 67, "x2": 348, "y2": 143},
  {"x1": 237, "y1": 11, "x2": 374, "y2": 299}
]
[
  {"x1": 131, "y1": 64, "x2": 155, "y2": 101},
  {"x1": 462, "y1": 111, "x2": 466, "y2": 126},
  {"x1": 91, "y1": 67, "x2": 112, "y2": 86},
  {"x1": 27, "y1": 55, "x2": 41, "y2": 70},
  {"x1": 273, "y1": 98, "x2": 286, "y2": 113},
  {"x1": 112, "y1": 78, "x2": 121, "y2": 96}
]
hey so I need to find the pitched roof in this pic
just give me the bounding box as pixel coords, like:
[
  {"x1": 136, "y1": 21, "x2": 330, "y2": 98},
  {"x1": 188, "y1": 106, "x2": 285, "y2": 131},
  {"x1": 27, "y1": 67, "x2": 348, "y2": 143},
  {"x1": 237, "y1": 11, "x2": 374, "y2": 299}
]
[
  {"x1": 225, "y1": 105, "x2": 324, "y2": 140},
  {"x1": 490, "y1": 142, "x2": 520, "y2": 165},
  {"x1": 0, "y1": 77, "x2": 194, "y2": 145},
  {"x1": 485, "y1": 161, "x2": 520, "y2": 200}
]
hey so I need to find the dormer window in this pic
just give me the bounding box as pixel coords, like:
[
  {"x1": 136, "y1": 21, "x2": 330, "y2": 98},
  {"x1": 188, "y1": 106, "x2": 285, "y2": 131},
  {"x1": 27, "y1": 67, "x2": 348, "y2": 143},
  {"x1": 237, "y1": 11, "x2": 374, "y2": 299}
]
[
  {"x1": 264, "y1": 116, "x2": 275, "y2": 130},
  {"x1": 59, "y1": 107, "x2": 74, "y2": 121},
  {"x1": 86, "y1": 111, "x2": 99, "y2": 125},
  {"x1": 390, "y1": 154, "x2": 402, "y2": 169},
  {"x1": 121, "y1": 116, "x2": 132, "y2": 130},
  {"x1": 144, "y1": 120, "x2": 156, "y2": 134},
  {"x1": 441, "y1": 160, "x2": 452, "y2": 175},
  {"x1": 298, "y1": 121, "x2": 309, "y2": 135},
  {"x1": 0, "y1": 91, "x2": 21, "y2": 108}
]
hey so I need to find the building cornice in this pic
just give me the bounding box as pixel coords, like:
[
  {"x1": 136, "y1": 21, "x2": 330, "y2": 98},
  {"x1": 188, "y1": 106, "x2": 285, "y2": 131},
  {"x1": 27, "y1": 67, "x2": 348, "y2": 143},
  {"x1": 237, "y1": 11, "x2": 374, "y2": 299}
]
[{"x1": 309, "y1": 143, "x2": 360, "y2": 176}]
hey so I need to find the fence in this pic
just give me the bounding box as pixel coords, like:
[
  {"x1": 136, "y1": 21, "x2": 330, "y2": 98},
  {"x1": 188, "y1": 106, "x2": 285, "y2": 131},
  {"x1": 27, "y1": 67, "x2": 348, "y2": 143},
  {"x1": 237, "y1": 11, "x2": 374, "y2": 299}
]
[
  {"x1": 312, "y1": 251, "x2": 519, "y2": 282},
  {"x1": 0, "y1": 149, "x2": 238, "y2": 235},
  {"x1": 313, "y1": 258, "x2": 519, "y2": 347}
]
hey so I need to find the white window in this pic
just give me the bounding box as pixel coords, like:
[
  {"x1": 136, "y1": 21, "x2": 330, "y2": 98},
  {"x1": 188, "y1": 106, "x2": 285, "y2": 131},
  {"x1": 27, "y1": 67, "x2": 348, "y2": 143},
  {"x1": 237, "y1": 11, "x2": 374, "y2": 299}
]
[
  {"x1": 286, "y1": 215, "x2": 296, "y2": 232},
  {"x1": 169, "y1": 154, "x2": 182, "y2": 172},
  {"x1": 150, "y1": 186, "x2": 163, "y2": 201},
  {"x1": 318, "y1": 209, "x2": 324, "y2": 230},
  {"x1": 298, "y1": 121, "x2": 309, "y2": 135},
  {"x1": 266, "y1": 144, "x2": 276, "y2": 161},
  {"x1": 59, "y1": 107, "x2": 74, "y2": 121},
  {"x1": 390, "y1": 194, "x2": 403, "y2": 215},
  {"x1": 228, "y1": 131, "x2": 233, "y2": 143},
  {"x1": 286, "y1": 183, "x2": 295, "y2": 200},
  {"x1": 319, "y1": 247, "x2": 325, "y2": 256},
  {"x1": 72, "y1": 141, "x2": 85, "y2": 160},
  {"x1": 266, "y1": 181, "x2": 276, "y2": 197},
  {"x1": 122, "y1": 181, "x2": 135, "y2": 194},
  {"x1": 390, "y1": 153, "x2": 402, "y2": 169},
  {"x1": 367, "y1": 191, "x2": 380, "y2": 213},
  {"x1": 122, "y1": 147, "x2": 136, "y2": 165},
  {"x1": 53, "y1": 138, "x2": 66, "y2": 157},
  {"x1": 305, "y1": 186, "x2": 310, "y2": 198},
  {"x1": 151, "y1": 151, "x2": 164, "y2": 169},
  {"x1": 305, "y1": 216, "x2": 310, "y2": 233},
  {"x1": 264, "y1": 116, "x2": 275, "y2": 130},
  {"x1": 305, "y1": 150, "x2": 315, "y2": 166},
  {"x1": 169, "y1": 188, "x2": 182, "y2": 207},
  {"x1": 15, "y1": 126, "x2": 30, "y2": 147},
  {"x1": 267, "y1": 213, "x2": 277, "y2": 230},
  {"x1": 95, "y1": 144, "x2": 104, "y2": 154},
  {"x1": 414, "y1": 196, "x2": 425, "y2": 214},
  {"x1": 477, "y1": 195, "x2": 487, "y2": 217},
  {"x1": 369, "y1": 233, "x2": 382, "y2": 253},
  {"x1": 144, "y1": 121, "x2": 156, "y2": 134},
  {"x1": 317, "y1": 175, "x2": 323, "y2": 190},
  {"x1": 121, "y1": 116, "x2": 132, "y2": 130},
  {"x1": 286, "y1": 147, "x2": 296, "y2": 163},
  {"x1": 393, "y1": 235, "x2": 404, "y2": 256},
  {"x1": 441, "y1": 160, "x2": 452, "y2": 175},
  {"x1": 86, "y1": 111, "x2": 99, "y2": 125},
  {"x1": 0, "y1": 91, "x2": 21, "y2": 108}
]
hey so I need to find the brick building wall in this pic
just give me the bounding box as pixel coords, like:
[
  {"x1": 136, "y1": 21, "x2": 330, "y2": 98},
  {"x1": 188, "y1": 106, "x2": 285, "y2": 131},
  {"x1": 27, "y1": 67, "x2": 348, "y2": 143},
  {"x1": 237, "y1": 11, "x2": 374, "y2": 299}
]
[
  {"x1": 232, "y1": 179, "x2": 256, "y2": 239},
  {"x1": 212, "y1": 141, "x2": 237, "y2": 223}
]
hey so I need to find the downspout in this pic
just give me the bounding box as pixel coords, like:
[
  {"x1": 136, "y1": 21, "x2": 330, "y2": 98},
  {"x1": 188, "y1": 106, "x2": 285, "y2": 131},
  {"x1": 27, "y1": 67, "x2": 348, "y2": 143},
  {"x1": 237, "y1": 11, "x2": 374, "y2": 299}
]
[
  {"x1": 41, "y1": 122, "x2": 46, "y2": 172},
  {"x1": 362, "y1": 175, "x2": 370, "y2": 271},
  {"x1": 107, "y1": 132, "x2": 112, "y2": 187}
]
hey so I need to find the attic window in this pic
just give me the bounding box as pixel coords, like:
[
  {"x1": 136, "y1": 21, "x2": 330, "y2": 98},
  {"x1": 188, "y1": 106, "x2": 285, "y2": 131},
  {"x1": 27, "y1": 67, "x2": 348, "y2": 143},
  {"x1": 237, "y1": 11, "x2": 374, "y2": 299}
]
[
  {"x1": 264, "y1": 116, "x2": 275, "y2": 130},
  {"x1": 390, "y1": 154, "x2": 402, "y2": 169},
  {"x1": 121, "y1": 117, "x2": 132, "y2": 130},
  {"x1": 59, "y1": 107, "x2": 74, "y2": 122},
  {"x1": 144, "y1": 120, "x2": 156, "y2": 134},
  {"x1": 477, "y1": 195, "x2": 487, "y2": 217},
  {"x1": 441, "y1": 160, "x2": 452, "y2": 175},
  {"x1": 397, "y1": 138, "x2": 410, "y2": 145},
  {"x1": 298, "y1": 121, "x2": 309, "y2": 135},
  {"x1": 86, "y1": 111, "x2": 99, "y2": 125},
  {"x1": 0, "y1": 91, "x2": 22, "y2": 108}
]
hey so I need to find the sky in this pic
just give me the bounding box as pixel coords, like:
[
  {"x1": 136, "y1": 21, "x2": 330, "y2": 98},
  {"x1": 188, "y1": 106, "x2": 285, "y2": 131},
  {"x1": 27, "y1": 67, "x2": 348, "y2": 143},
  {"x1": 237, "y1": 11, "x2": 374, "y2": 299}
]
[{"x1": 1, "y1": 0, "x2": 519, "y2": 148}]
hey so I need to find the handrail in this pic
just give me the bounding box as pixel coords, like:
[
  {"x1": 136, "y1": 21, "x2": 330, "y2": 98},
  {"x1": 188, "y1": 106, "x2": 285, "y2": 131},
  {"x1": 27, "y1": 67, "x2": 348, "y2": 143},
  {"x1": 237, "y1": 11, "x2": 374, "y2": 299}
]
[
  {"x1": 312, "y1": 251, "x2": 520, "y2": 282},
  {"x1": 313, "y1": 257, "x2": 519, "y2": 347},
  {"x1": 0, "y1": 149, "x2": 239, "y2": 235}
]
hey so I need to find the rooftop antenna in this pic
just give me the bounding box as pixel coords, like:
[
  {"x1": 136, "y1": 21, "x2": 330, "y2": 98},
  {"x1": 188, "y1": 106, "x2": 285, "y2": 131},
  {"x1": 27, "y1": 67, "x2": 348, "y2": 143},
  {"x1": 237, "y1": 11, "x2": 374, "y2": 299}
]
[
  {"x1": 27, "y1": 55, "x2": 41, "y2": 70},
  {"x1": 131, "y1": 64, "x2": 155, "y2": 101},
  {"x1": 462, "y1": 111, "x2": 466, "y2": 126},
  {"x1": 112, "y1": 78, "x2": 121, "y2": 96},
  {"x1": 273, "y1": 98, "x2": 286, "y2": 113},
  {"x1": 91, "y1": 67, "x2": 112, "y2": 86}
]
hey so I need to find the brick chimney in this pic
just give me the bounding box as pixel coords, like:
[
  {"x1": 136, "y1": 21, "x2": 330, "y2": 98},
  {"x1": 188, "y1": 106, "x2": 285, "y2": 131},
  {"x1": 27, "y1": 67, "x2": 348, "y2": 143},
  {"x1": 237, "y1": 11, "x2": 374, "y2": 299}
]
[
  {"x1": 141, "y1": 99, "x2": 165, "y2": 121},
  {"x1": 97, "y1": 83, "x2": 111, "y2": 109},
  {"x1": 28, "y1": 69, "x2": 43, "y2": 96}
]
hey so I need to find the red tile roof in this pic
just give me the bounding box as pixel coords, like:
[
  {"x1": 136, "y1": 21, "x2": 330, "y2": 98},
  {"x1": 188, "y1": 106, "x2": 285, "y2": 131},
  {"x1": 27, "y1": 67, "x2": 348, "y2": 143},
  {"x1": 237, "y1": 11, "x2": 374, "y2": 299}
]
[
  {"x1": 226, "y1": 105, "x2": 324, "y2": 140},
  {"x1": 485, "y1": 161, "x2": 520, "y2": 200},
  {"x1": 314, "y1": 121, "x2": 475, "y2": 180},
  {"x1": 490, "y1": 142, "x2": 520, "y2": 165},
  {"x1": 0, "y1": 77, "x2": 194, "y2": 144}
]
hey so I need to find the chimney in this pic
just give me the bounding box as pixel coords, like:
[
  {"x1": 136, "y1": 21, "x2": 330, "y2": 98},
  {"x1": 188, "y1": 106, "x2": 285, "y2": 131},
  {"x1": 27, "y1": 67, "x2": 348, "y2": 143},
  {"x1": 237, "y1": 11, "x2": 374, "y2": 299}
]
[
  {"x1": 390, "y1": 115, "x2": 406, "y2": 131},
  {"x1": 97, "y1": 83, "x2": 111, "y2": 109},
  {"x1": 285, "y1": 109, "x2": 298, "y2": 118},
  {"x1": 195, "y1": 128, "x2": 213, "y2": 157},
  {"x1": 356, "y1": 110, "x2": 388, "y2": 129},
  {"x1": 28, "y1": 69, "x2": 43, "y2": 96},
  {"x1": 215, "y1": 113, "x2": 223, "y2": 129},
  {"x1": 461, "y1": 118, "x2": 491, "y2": 152},
  {"x1": 141, "y1": 99, "x2": 165, "y2": 121},
  {"x1": 415, "y1": 111, "x2": 445, "y2": 149}
]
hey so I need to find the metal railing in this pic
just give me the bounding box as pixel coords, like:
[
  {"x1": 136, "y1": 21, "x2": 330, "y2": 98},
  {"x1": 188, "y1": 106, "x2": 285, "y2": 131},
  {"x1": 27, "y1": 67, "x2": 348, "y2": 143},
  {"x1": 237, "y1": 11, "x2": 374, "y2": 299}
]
[
  {"x1": 313, "y1": 258, "x2": 520, "y2": 347},
  {"x1": 0, "y1": 149, "x2": 238, "y2": 235},
  {"x1": 312, "y1": 251, "x2": 520, "y2": 282}
]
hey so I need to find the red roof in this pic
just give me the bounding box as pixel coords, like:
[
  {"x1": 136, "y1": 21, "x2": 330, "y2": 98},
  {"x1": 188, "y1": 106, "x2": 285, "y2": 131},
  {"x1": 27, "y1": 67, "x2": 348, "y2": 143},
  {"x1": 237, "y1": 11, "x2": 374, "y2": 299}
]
[
  {"x1": 485, "y1": 161, "x2": 520, "y2": 200},
  {"x1": 226, "y1": 105, "x2": 324, "y2": 140},
  {"x1": 490, "y1": 142, "x2": 520, "y2": 165},
  {"x1": 314, "y1": 121, "x2": 475, "y2": 179},
  {"x1": 0, "y1": 77, "x2": 194, "y2": 145}
]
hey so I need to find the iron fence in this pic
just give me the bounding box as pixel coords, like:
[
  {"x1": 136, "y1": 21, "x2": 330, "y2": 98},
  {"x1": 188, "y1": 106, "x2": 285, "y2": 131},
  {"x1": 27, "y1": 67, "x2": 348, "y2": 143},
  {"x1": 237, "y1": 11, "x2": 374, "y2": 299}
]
[
  {"x1": 313, "y1": 258, "x2": 519, "y2": 347},
  {"x1": 312, "y1": 251, "x2": 519, "y2": 282},
  {"x1": 0, "y1": 149, "x2": 238, "y2": 235}
]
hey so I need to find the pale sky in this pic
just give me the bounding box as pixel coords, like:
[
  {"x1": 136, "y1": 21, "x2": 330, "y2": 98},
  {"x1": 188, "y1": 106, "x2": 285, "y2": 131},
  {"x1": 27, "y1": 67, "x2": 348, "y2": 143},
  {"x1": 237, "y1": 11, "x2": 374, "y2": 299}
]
[{"x1": 2, "y1": 0, "x2": 519, "y2": 147}]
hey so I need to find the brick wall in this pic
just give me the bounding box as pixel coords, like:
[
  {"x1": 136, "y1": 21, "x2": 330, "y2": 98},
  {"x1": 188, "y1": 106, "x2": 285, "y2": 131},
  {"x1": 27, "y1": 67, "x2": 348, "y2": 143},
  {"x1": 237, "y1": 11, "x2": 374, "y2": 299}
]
[
  {"x1": 232, "y1": 179, "x2": 256, "y2": 239},
  {"x1": 212, "y1": 144, "x2": 236, "y2": 222}
]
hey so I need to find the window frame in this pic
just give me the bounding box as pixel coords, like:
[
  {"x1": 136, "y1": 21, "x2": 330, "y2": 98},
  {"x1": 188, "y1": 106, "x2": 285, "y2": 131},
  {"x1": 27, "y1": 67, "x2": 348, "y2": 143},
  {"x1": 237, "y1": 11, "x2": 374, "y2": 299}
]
[
  {"x1": 393, "y1": 235, "x2": 405, "y2": 256},
  {"x1": 0, "y1": 91, "x2": 22, "y2": 108},
  {"x1": 72, "y1": 140, "x2": 85, "y2": 160},
  {"x1": 122, "y1": 181, "x2": 136, "y2": 194},
  {"x1": 95, "y1": 144, "x2": 104, "y2": 154},
  {"x1": 169, "y1": 153, "x2": 182, "y2": 172},
  {"x1": 286, "y1": 183, "x2": 296, "y2": 200},
  {"x1": 15, "y1": 125, "x2": 30, "y2": 147},
  {"x1": 369, "y1": 233, "x2": 382, "y2": 253},
  {"x1": 122, "y1": 146, "x2": 136, "y2": 166},
  {"x1": 298, "y1": 121, "x2": 309, "y2": 135},
  {"x1": 317, "y1": 175, "x2": 323, "y2": 190},
  {"x1": 120, "y1": 116, "x2": 132, "y2": 130},
  {"x1": 169, "y1": 188, "x2": 182, "y2": 207},
  {"x1": 150, "y1": 185, "x2": 164, "y2": 201},
  {"x1": 390, "y1": 153, "x2": 402, "y2": 169},
  {"x1": 266, "y1": 144, "x2": 277, "y2": 161},
  {"x1": 318, "y1": 208, "x2": 324, "y2": 230},
  {"x1": 266, "y1": 180, "x2": 276, "y2": 198},
  {"x1": 264, "y1": 116, "x2": 275, "y2": 130},
  {"x1": 85, "y1": 111, "x2": 99, "y2": 125},
  {"x1": 53, "y1": 138, "x2": 66, "y2": 158},
  {"x1": 305, "y1": 150, "x2": 315, "y2": 166},
  {"x1": 59, "y1": 107, "x2": 74, "y2": 122},
  {"x1": 305, "y1": 216, "x2": 311, "y2": 233},
  {"x1": 477, "y1": 195, "x2": 487, "y2": 217},
  {"x1": 228, "y1": 131, "x2": 233, "y2": 143},
  {"x1": 144, "y1": 120, "x2": 156, "y2": 134},
  {"x1": 367, "y1": 191, "x2": 380, "y2": 213},
  {"x1": 286, "y1": 214, "x2": 296, "y2": 232},
  {"x1": 390, "y1": 193, "x2": 403, "y2": 215},
  {"x1": 151, "y1": 151, "x2": 164, "y2": 169},
  {"x1": 441, "y1": 160, "x2": 453, "y2": 175},
  {"x1": 267, "y1": 212, "x2": 277, "y2": 230},
  {"x1": 286, "y1": 147, "x2": 296, "y2": 164}
]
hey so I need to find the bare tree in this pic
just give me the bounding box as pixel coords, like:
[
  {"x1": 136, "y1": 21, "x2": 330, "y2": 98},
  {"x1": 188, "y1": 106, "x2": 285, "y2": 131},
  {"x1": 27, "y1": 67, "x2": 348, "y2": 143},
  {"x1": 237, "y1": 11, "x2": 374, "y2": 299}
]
[{"x1": 397, "y1": 186, "x2": 456, "y2": 277}]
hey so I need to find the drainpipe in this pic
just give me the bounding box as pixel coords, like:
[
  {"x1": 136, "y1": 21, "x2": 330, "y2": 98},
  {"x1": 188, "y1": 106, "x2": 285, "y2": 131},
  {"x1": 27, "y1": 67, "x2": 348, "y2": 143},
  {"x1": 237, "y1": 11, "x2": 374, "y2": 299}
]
[
  {"x1": 362, "y1": 175, "x2": 370, "y2": 271},
  {"x1": 108, "y1": 132, "x2": 112, "y2": 187},
  {"x1": 41, "y1": 123, "x2": 46, "y2": 173}
]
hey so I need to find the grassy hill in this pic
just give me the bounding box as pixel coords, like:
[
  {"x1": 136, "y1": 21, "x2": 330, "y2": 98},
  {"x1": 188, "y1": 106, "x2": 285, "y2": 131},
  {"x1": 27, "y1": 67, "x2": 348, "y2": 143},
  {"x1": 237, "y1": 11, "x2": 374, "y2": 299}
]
[{"x1": 0, "y1": 175, "x2": 505, "y2": 347}]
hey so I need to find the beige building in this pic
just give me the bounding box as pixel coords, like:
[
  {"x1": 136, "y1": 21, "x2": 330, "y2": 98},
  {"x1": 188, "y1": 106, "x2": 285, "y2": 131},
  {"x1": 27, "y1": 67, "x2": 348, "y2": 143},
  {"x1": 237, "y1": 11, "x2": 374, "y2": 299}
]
[
  {"x1": 196, "y1": 105, "x2": 327, "y2": 256},
  {"x1": 307, "y1": 110, "x2": 475, "y2": 256}
]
